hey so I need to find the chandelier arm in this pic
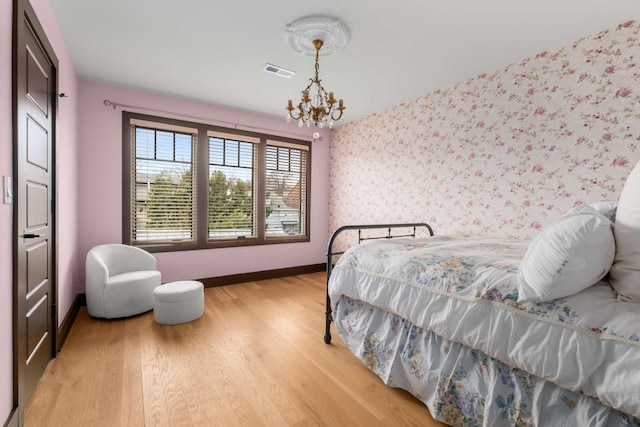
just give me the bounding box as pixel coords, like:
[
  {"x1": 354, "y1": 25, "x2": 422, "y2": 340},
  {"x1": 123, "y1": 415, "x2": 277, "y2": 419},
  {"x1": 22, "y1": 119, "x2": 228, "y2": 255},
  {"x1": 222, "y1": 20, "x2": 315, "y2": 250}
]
[
  {"x1": 302, "y1": 79, "x2": 315, "y2": 96},
  {"x1": 288, "y1": 109, "x2": 302, "y2": 121},
  {"x1": 330, "y1": 108, "x2": 344, "y2": 122}
]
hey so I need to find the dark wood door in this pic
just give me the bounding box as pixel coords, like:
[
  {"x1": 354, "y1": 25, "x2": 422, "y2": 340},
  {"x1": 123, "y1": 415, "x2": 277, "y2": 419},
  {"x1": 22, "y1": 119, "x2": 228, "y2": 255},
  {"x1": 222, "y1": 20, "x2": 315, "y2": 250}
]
[{"x1": 14, "y1": 1, "x2": 57, "y2": 422}]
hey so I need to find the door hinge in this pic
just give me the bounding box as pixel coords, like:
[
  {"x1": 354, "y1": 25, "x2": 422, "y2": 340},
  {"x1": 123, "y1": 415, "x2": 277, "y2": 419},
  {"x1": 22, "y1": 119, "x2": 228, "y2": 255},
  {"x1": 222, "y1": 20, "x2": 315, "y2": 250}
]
[{"x1": 51, "y1": 303, "x2": 57, "y2": 318}]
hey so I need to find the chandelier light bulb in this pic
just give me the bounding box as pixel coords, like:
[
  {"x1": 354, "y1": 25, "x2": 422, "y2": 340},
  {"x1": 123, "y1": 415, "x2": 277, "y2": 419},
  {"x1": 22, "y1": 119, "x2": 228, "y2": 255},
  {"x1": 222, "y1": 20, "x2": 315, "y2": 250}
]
[{"x1": 313, "y1": 131, "x2": 320, "y2": 140}]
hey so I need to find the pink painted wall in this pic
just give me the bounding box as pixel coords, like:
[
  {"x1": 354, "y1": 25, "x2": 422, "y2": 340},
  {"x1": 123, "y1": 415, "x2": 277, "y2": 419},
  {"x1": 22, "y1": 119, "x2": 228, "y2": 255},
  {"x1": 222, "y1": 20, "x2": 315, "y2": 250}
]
[
  {"x1": 1, "y1": 0, "x2": 15, "y2": 421},
  {"x1": 330, "y1": 20, "x2": 640, "y2": 241},
  {"x1": 77, "y1": 80, "x2": 330, "y2": 283},
  {"x1": 1, "y1": 0, "x2": 81, "y2": 422}
]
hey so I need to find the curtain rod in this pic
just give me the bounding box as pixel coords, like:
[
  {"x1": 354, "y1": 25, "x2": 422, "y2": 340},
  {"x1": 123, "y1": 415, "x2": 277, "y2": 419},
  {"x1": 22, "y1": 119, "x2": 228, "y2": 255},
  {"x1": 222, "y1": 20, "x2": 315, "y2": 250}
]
[{"x1": 102, "y1": 99, "x2": 322, "y2": 141}]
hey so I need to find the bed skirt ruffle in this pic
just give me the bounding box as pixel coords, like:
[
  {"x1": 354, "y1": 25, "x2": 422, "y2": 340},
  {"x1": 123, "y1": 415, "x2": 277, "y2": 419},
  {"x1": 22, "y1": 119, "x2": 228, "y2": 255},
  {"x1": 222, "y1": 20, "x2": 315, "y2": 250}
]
[{"x1": 334, "y1": 296, "x2": 640, "y2": 427}]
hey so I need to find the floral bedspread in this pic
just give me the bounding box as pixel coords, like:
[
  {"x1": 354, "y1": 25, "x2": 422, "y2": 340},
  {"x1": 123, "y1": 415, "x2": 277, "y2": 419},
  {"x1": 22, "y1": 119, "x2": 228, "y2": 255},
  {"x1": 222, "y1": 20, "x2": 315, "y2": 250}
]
[{"x1": 328, "y1": 235, "x2": 640, "y2": 419}]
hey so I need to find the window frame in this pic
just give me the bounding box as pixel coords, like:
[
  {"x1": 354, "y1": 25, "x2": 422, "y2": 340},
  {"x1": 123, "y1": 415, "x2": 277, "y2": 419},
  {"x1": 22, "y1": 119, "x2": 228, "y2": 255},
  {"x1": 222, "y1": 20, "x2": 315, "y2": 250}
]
[{"x1": 122, "y1": 111, "x2": 311, "y2": 252}]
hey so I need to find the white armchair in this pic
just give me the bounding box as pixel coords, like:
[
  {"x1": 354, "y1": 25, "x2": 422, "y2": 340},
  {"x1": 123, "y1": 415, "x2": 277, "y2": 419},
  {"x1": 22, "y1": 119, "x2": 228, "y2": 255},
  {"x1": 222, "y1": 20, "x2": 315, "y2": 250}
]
[{"x1": 85, "y1": 244, "x2": 162, "y2": 319}]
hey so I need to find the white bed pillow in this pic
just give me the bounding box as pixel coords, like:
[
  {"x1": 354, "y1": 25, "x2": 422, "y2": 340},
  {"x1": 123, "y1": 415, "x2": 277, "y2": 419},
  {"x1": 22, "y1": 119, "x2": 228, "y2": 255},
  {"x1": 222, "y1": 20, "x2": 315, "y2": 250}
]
[
  {"x1": 517, "y1": 209, "x2": 615, "y2": 303},
  {"x1": 569, "y1": 201, "x2": 617, "y2": 223},
  {"x1": 610, "y1": 160, "x2": 640, "y2": 302}
]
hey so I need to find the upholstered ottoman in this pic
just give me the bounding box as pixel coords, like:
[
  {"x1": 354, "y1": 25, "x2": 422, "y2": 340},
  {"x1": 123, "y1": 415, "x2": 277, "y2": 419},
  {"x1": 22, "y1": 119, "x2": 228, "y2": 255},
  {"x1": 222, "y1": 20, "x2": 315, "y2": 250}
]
[{"x1": 153, "y1": 280, "x2": 204, "y2": 325}]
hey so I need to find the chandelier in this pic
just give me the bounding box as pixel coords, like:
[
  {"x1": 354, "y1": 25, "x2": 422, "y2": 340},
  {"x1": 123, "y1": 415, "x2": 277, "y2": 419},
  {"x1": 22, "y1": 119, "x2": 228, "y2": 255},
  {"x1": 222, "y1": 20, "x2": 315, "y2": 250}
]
[
  {"x1": 286, "y1": 39, "x2": 345, "y2": 128},
  {"x1": 284, "y1": 16, "x2": 350, "y2": 129}
]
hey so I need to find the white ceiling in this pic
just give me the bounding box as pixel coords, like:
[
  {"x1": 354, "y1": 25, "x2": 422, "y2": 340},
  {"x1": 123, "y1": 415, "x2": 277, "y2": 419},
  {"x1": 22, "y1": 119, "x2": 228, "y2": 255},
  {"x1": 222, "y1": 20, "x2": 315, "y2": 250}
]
[{"x1": 49, "y1": 0, "x2": 640, "y2": 124}]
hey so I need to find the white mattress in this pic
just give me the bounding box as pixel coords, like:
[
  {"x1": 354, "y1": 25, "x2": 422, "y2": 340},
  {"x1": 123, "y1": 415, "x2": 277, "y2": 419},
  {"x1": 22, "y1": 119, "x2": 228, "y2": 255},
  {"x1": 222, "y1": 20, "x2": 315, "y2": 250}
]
[{"x1": 328, "y1": 235, "x2": 640, "y2": 417}]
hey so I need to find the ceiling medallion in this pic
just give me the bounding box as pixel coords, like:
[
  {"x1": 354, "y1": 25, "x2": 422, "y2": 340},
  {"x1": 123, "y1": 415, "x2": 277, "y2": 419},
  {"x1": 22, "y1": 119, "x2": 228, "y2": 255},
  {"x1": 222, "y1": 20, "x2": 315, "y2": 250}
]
[
  {"x1": 285, "y1": 15, "x2": 350, "y2": 57},
  {"x1": 284, "y1": 16, "x2": 349, "y2": 130}
]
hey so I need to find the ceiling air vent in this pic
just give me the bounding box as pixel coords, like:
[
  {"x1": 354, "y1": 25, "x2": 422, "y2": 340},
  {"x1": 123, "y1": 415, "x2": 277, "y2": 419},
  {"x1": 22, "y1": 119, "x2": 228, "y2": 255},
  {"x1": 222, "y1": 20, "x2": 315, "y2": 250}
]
[{"x1": 263, "y1": 63, "x2": 295, "y2": 78}]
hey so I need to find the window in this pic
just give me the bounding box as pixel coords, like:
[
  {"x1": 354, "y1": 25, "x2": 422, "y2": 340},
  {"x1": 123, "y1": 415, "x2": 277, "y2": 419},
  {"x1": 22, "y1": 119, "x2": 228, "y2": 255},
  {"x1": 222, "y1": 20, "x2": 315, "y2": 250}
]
[
  {"x1": 128, "y1": 119, "x2": 197, "y2": 245},
  {"x1": 208, "y1": 132, "x2": 258, "y2": 240},
  {"x1": 123, "y1": 112, "x2": 311, "y2": 251},
  {"x1": 266, "y1": 141, "x2": 308, "y2": 237}
]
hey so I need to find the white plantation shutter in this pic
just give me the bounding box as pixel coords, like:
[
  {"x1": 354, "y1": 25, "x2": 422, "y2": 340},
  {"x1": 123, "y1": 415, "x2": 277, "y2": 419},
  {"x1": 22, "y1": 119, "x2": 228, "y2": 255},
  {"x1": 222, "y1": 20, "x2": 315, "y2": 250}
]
[
  {"x1": 131, "y1": 124, "x2": 196, "y2": 244},
  {"x1": 208, "y1": 132, "x2": 259, "y2": 240},
  {"x1": 265, "y1": 140, "x2": 308, "y2": 237}
]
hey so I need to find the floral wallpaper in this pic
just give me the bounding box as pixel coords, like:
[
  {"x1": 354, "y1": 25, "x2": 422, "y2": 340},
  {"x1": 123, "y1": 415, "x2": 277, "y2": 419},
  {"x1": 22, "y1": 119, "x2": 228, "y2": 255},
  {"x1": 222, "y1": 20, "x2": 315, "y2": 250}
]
[{"x1": 330, "y1": 20, "x2": 640, "y2": 241}]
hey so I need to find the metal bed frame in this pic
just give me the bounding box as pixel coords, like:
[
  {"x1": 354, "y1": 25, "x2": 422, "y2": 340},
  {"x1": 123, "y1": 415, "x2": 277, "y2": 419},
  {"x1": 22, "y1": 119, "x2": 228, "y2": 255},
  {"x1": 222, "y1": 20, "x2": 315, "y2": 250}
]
[{"x1": 324, "y1": 223, "x2": 434, "y2": 344}]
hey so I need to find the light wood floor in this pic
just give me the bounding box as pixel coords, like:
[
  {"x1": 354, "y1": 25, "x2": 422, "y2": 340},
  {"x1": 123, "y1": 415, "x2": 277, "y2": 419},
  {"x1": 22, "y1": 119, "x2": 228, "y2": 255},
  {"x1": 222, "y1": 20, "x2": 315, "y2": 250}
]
[{"x1": 24, "y1": 272, "x2": 446, "y2": 427}]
